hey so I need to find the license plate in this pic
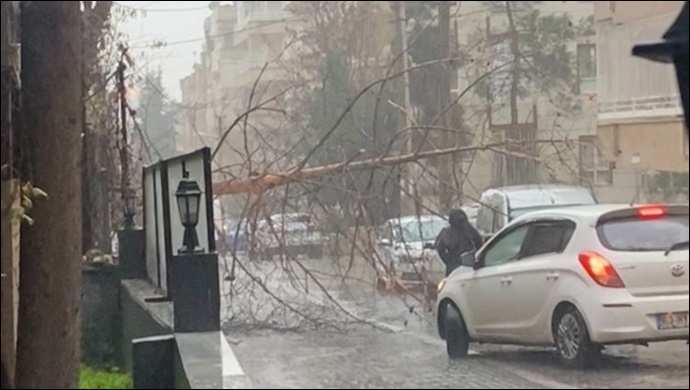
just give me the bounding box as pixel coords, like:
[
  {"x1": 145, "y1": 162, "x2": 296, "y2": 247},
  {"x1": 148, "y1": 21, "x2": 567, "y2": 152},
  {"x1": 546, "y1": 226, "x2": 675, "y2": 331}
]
[{"x1": 656, "y1": 312, "x2": 689, "y2": 330}]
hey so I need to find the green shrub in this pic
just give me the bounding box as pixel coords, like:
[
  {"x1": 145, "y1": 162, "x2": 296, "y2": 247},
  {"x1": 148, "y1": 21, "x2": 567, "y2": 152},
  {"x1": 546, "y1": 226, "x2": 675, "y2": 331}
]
[{"x1": 79, "y1": 366, "x2": 132, "y2": 389}]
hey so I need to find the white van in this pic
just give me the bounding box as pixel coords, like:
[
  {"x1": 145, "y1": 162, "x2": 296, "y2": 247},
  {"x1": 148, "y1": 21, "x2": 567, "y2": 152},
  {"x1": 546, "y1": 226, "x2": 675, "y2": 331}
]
[{"x1": 476, "y1": 184, "x2": 597, "y2": 238}]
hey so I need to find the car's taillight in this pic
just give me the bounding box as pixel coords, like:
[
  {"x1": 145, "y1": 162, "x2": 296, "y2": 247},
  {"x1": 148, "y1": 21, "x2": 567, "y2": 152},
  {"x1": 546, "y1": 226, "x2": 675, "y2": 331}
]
[
  {"x1": 579, "y1": 251, "x2": 625, "y2": 288},
  {"x1": 637, "y1": 205, "x2": 666, "y2": 219}
]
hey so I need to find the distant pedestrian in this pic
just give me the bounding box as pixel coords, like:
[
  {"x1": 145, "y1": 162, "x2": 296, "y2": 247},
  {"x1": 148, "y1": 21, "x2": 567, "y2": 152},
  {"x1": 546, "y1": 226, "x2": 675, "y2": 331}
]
[{"x1": 435, "y1": 209, "x2": 484, "y2": 276}]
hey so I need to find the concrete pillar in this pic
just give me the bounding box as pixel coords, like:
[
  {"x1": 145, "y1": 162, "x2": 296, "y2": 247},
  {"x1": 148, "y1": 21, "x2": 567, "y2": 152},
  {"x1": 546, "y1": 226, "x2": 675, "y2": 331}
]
[
  {"x1": 81, "y1": 265, "x2": 121, "y2": 367},
  {"x1": 118, "y1": 229, "x2": 146, "y2": 280},
  {"x1": 132, "y1": 335, "x2": 176, "y2": 389},
  {"x1": 170, "y1": 253, "x2": 220, "y2": 333}
]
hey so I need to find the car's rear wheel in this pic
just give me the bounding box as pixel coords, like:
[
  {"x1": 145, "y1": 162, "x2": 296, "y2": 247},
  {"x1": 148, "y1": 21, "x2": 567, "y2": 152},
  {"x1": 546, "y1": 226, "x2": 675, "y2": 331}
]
[
  {"x1": 553, "y1": 306, "x2": 598, "y2": 369},
  {"x1": 444, "y1": 304, "x2": 470, "y2": 359}
]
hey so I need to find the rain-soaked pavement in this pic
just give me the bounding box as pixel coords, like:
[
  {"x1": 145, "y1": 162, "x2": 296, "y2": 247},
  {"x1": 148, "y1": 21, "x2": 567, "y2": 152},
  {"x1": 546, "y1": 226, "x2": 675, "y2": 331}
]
[
  {"x1": 222, "y1": 255, "x2": 689, "y2": 389},
  {"x1": 231, "y1": 327, "x2": 545, "y2": 389}
]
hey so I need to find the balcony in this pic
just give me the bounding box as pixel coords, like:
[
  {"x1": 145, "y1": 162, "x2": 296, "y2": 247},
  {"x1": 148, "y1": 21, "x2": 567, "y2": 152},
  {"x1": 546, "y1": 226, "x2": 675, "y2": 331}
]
[
  {"x1": 598, "y1": 95, "x2": 683, "y2": 123},
  {"x1": 239, "y1": 11, "x2": 287, "y2": 27}
]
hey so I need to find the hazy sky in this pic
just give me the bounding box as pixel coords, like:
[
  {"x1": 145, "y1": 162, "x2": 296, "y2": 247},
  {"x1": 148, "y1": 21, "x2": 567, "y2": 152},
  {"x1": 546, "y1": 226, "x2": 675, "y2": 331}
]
[{"x1": 118, "y1": 1, "x2": 215, "y2": 100}]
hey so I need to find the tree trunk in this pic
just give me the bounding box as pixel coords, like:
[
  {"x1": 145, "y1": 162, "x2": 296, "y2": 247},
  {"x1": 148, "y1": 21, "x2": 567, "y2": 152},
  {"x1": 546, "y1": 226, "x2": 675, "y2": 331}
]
[
  {"x1": 16, "y1": 2, "x2": 83, "y2": 389},
  {"x1": 81, "y1": 1, "x2": 113, "y2": 253},
  {"x1": 437, "y1": 1, "x2": 453, "y2": 213},
  {"x1": 506, "y1": 0, "x2": 521, "y2": 186}
]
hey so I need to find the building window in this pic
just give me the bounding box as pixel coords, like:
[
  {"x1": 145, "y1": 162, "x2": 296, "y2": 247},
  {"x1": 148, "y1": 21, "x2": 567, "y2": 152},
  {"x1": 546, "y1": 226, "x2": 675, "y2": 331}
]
[{"x1": 576, "y1": 43, "x2": 597, "y2": 94}]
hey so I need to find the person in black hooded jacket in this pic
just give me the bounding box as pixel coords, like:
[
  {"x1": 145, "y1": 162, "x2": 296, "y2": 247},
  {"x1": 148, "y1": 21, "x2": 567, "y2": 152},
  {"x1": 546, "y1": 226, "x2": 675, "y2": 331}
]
[{"x1": 435, "y1": 209, "x2": 484, "y2": 276}]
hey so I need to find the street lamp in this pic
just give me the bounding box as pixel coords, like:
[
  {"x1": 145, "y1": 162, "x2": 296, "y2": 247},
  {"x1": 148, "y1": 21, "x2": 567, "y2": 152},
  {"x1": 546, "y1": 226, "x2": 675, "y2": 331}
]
[
  {"x1": 175, "y1": 173, "x2": 203, "y2": 254},
  {"x1": 123, "y1": 187, "x2": 137, "y2": 229}
]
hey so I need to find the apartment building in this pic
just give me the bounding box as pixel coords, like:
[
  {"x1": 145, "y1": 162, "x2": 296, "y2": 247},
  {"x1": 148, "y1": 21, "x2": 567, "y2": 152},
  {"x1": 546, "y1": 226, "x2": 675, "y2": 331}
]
[
  {"x1": 588, "y1": 1, "x2": 688, "y2": 202},
  {"x1": 450, "y1": 1, "x2": 597, "y2": 199},
  {"x1": 177, "y1": 1, "x2": 295, "y2": 216}
]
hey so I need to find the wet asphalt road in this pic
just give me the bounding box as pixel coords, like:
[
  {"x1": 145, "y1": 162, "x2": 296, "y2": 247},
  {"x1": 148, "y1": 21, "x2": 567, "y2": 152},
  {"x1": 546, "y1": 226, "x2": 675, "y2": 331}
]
[
  {"x1": 222, "y1": 256, "x2": 689, "y2": 389},
  {"x1": 231, "y1": 328, "x2": 546, "y2": 389},
  {"x1": 229, "y1": 326, "x2": 688, "y2": 389}
]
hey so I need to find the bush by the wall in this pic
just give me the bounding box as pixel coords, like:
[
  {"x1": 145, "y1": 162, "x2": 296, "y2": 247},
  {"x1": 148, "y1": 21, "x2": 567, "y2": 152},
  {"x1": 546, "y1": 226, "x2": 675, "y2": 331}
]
[{"x1": 79, "y1": 366, "x2": 132, "y2": 389}]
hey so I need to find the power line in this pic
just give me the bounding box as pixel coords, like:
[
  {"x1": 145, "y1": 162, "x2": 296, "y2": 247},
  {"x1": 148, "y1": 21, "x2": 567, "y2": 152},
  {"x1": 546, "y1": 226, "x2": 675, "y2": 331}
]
[
  {"x1": 129, "y1": 17, "x2": 298, "y2": 49},
  {"x1": 114, "y1": 2, "x2": 211, "y2": 13}
]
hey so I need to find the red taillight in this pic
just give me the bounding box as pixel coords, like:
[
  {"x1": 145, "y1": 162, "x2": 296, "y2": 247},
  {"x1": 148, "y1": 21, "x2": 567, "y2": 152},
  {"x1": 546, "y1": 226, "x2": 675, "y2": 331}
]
[
  {"x1": 637, "y1": 205, "x2": 666, "y2": 219},
  {"x1": 579, "y1": 252, "x2": 625, "y2": 288}
]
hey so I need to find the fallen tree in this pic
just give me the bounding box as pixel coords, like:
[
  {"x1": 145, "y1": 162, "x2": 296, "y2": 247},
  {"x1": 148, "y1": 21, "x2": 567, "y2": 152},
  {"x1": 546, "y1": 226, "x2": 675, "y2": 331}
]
[{"x1": 213, "y1": 139, "x2": 563, "y2": 196}]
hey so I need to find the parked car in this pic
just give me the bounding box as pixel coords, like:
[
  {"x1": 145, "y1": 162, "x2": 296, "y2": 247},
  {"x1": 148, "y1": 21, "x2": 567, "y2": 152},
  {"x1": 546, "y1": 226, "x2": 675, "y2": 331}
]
[
  {"x1": 377, "y1": 215, "x2": 447, "y2": 283},
  {"x1": 476, "y1": 184, "x2": 597, "y2": 239},
  {"x1": 437, "y1": 204, "x2": 689, "y2": 368},
  {"x1": 224, "y1": 219, "x2": 250, "y2": 253},
  {"x1": 255, "y1": 213, "x2": 323, "y2": 260}
]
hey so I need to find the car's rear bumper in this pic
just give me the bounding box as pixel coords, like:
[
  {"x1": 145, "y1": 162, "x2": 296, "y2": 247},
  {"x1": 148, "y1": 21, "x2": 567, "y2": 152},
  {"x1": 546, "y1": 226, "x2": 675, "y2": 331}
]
[{"x1": 586, "y1": 294, "x2": 689, "y2": 344}]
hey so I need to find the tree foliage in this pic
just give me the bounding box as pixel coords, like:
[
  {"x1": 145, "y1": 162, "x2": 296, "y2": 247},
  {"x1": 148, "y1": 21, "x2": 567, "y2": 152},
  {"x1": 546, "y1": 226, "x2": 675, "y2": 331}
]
[
  {"x1": 480, "y1": 1, "x2": 595, "y2": 112},
  {"x1": 284, "y1": 2, "x2": 398, "y2": 220},
  {"x1": 137, "y1": 70, "x2": 177, "y2": 161}
]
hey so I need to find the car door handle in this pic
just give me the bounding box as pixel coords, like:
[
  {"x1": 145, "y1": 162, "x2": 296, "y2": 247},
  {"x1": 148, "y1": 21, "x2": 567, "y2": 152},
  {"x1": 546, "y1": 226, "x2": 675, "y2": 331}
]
[
  {"x1": 500, "y1": 277, "x2": 513, "y2": 285},
  {"x1": 546, "y1": 272, "x2": 560, "y2": 281}
]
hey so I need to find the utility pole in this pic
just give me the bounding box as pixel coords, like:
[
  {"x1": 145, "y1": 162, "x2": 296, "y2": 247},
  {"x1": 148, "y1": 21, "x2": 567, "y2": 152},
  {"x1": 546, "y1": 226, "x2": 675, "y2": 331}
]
[
  {"x1": 116, "y1": 49, "x2": 135, "y2": 229},
  {"x1": 506, "y1": 0, "x2": 520, "y2": 185}
]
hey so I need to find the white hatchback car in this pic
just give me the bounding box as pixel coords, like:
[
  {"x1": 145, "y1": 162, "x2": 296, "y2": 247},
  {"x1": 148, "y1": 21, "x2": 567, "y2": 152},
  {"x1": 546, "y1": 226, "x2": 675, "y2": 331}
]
[{"x1": 437, "y1": 204, "x2": 689, "y2": 368}]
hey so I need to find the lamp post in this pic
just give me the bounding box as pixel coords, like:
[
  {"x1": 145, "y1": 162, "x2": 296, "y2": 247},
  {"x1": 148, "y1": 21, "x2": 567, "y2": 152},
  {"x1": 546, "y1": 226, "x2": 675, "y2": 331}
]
[
  {"x1": 123, "y1": 187, "x2": 137, "y2": 230},
  {"x1": 175, "y1": 173, "x2": 203, "y2": 254}
]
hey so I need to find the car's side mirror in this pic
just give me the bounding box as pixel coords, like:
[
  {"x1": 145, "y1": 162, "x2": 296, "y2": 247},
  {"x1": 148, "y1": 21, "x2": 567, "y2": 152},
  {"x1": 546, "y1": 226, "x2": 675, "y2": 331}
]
[
  {"x1": 378, "y1": 239, "x2": 392, "y2": 247},
  {"x1": 460, "y1": 251, "x2": 477, "y2": 268}
]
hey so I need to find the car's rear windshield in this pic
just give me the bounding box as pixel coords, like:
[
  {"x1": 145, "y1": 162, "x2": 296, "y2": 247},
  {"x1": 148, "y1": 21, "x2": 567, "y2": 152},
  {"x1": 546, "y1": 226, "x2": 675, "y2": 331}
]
[{"x1": 597, "y1": 215, "x2": 689, "y2": 252}]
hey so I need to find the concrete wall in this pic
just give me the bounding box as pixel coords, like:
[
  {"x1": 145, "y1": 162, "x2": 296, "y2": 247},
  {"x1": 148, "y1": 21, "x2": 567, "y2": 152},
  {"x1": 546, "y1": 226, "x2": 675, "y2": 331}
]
[
  {"x1": 118, "y1": 279, "x2": 251, "y2": 389},
  {"x1": 597, "y1": 119, "x2": 688, "y2": 172},
  {"x1": 81, "y1": 266, "x2": 122, "y2": 367},
  {"x1": 119, "y1": 280, "x2": 174, "y2": 372}
]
